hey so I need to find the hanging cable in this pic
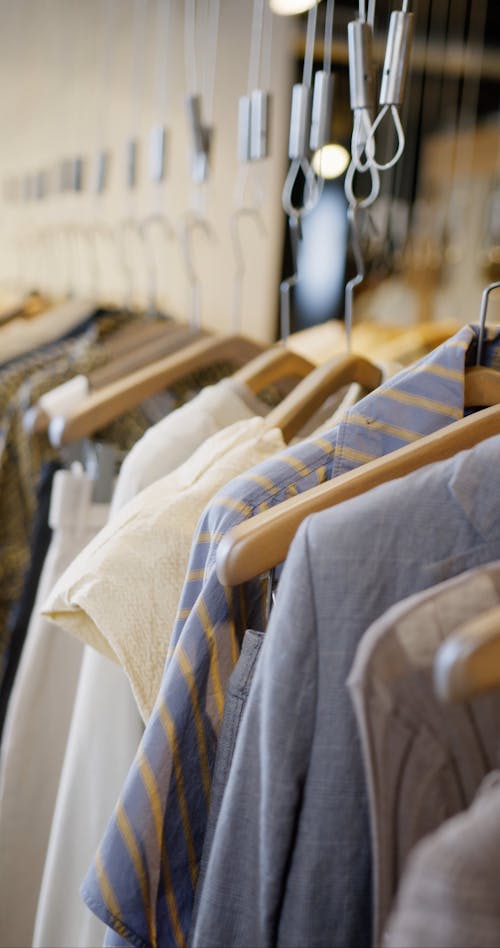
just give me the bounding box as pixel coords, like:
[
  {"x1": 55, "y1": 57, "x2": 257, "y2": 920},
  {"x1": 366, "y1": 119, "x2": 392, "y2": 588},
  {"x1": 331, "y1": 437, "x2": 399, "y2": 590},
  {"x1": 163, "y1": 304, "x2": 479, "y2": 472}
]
[
  {"x1": 344, "y1": 0, "x2": 379, "y2": 207},
  {"x1": 232, "y1": 0, "x2": 274, "y2": 330},
  {"x1": 310, "y1": 0, "x2": 335, "y2": 158},
  {"x1": 184, "y1": 0, "x2": 221, "y2": 203},
  {"x1": 282, "y1": 1, "x2": 325, "y2": 218},
  {"x1": 364, "y1": 0, "x2": 414, "y2": 172}
]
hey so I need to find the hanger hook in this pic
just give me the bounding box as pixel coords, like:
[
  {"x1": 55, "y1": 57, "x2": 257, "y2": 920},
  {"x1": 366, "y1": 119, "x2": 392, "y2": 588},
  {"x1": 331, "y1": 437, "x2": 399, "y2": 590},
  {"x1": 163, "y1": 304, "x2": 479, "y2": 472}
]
[
  {"x1": 344, "y1": 205, "x2": 366, "y2": 351},
  {"x1": 365, "y1": 104, "x2": 406, "y2": 171},
  {"x1": 180, "y1": 211, "x2": 215, "y2": 331},
  {"x1": 476, "y1": 281, "x2": 500, "y2": 366},
  {"x1": 70, "y1": 224, "x2": 99, "y2": 300},
  {"x1": 345, "y1": 151, "x2": 380, "y2": 209},
  {"x1": 116, "y1": 218, "x2": 152, "y2": 309},
  {"x1": 139, "y1": 213, "x2": 175, "y2": 317},
  {"x1": 279, "y1": 216, "x2": 302, "y2": 341},
  {"x1": 89, "y1": 224, "x2": 118, "y2": 303},
  {"x1": 282, "y1": 157, "x2": 321, "y2": 221},
  {"x1": 230, "y1": 206, "x2": 266, "y2": 333}
]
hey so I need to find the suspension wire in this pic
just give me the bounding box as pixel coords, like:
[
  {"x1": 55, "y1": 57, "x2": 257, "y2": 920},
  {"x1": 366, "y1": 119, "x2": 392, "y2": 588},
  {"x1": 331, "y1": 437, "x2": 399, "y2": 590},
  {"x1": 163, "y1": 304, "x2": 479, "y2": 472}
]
[{"x1": 303, "y1": 2, "x2": 317, "y2": 89}]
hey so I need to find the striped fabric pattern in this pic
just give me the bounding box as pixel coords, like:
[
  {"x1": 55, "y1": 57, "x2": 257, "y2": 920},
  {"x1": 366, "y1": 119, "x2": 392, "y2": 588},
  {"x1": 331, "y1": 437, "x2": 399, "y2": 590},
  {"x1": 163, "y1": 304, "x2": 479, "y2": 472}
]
[{"x1": 82, "y1": 325, "x2": 500, "y2": 948}]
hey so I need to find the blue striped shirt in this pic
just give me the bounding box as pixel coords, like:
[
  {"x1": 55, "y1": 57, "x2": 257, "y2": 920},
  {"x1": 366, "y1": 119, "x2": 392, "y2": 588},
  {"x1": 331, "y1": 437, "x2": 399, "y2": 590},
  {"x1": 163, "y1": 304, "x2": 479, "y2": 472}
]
[{"x1": 82, "y1": 325, "x2": 500, "y2": 948}]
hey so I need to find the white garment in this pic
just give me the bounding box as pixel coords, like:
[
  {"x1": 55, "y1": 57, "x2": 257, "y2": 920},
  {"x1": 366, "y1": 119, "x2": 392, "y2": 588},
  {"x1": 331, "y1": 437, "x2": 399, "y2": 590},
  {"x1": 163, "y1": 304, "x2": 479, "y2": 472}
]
[
  {"x1": 34, "y1": 377, "x2": 268, "y2": 948},
  {"x1": 43, "y1": 417, "x2": 286, "y2": 722},
  {"x1": 0, "y1": 298, "x2": 95, "y2": 366},
  {"x1": 33, "y1": 647, "x2": 143, "y2": 948},
  {"x1": 0, "y1": 467, "x2": 109, "y2": 948},
  {"x1": 111, "y1": 376, "x2": 269, "y2": 511}
]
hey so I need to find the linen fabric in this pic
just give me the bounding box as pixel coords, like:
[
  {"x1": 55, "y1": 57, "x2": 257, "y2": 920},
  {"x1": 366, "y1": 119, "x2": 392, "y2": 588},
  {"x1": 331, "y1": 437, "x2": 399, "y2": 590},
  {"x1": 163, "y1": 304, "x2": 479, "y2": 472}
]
[
  {"x1": 110, "y1": 377, "x2": 270, "y2": 511},
  {"x1": 33, "y1": 646, "x2": 144, "y2": 948},
  {"x1": 43, "y1": 417, "x2": 286, "y2": 722},
  {"x1": 190, "y1": 436, "x2": 500, "y2": 948},
  {"x1": 82, "y1": 324, "x2": 500, "y2": 948},
  {"x1": 384, "y1": 771, "x2": 500, "y2": 948},
  {"x1": 348, "y1": 562, "x2": 500, "y2": 943},
  {"x1": 0, "y1": 468, "x2": 110, "y2": 948}
]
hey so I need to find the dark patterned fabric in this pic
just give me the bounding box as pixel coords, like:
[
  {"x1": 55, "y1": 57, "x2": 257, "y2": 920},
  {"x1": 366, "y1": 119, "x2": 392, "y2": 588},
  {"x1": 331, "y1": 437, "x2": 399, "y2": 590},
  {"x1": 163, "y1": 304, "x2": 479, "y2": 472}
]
[
  {"x1": 0, "y1": 461, "x2": 61, "y2": 742},
  {"x1": 0, "y1": 306, "x2": 239, "y2": 679}
]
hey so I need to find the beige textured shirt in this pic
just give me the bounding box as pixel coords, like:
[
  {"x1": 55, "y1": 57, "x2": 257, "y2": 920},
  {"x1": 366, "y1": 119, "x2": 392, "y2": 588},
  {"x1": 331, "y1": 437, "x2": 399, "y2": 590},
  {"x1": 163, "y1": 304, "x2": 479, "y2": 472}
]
[{"x1": 43, "y1": 417, "x2": 286, "y2": 721}]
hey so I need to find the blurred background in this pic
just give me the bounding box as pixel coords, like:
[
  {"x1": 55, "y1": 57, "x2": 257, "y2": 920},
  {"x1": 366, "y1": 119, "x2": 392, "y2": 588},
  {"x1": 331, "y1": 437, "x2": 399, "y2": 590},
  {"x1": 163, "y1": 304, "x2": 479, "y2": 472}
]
[{"x1": 0, "y1": 0, "x2": 498, "y2": 341}]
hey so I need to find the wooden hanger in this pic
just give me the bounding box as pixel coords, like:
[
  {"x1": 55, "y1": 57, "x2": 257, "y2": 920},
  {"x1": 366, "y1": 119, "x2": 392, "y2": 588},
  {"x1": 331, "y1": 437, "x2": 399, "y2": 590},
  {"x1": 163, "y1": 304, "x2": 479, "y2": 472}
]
[
  {"x1": 91, "y1": 325, "x2": 207, "y2": 389},
  {"x1": 101, "y1": 316, "x2": 180, "y2": 360},
  {"x1": 25, "y1": 324, "x2": 209, "y2": 436},
  {"x1": 216, "y1": 403, "x2": 500, "y2": 586},
  {"x1": 376, "y1": 321, "x2": 463, "y2": 363},
  {"x1": 265, "y1": 353, "x2": 383, "y2": 444},
  {"x1": 234, "y1": 342, "x2": 315, "y2": 395},
  {"x1": 464, "y1": 366, "x2": 500, "y2": 408},
  {"x1": 434, "y1": 605, "x2": 500, "y2": 703},
  {"x1": 49, "y1": 333, "x2": 265, "y2": 447}
]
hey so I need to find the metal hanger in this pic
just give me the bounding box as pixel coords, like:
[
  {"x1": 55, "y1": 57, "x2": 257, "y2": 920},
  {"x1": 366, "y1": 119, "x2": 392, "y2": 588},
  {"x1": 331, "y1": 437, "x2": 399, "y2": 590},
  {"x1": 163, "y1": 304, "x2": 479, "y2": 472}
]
[
  {"x1": 139, "y1": 212, "x2": 175, "y2": 318},
  {"x1": 464, "y1": 281, "x2": 500, "y2": 408},
  {"x1": 230, "y1": 205, "x2": 266, "y2": 333},
  {"x1": 180, "y1": 211, "x2": 215, "y2": 332}
]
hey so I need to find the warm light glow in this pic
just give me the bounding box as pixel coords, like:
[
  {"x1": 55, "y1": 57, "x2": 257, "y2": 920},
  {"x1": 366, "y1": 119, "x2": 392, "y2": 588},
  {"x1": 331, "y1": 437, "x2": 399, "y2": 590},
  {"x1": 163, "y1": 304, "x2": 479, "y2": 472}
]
[
  {"x1": 269, "y1": 0, "x2": 317, "y2": 15},
  {"x1": 312, "y1": 144, "x2": 350, "y2": 180}
]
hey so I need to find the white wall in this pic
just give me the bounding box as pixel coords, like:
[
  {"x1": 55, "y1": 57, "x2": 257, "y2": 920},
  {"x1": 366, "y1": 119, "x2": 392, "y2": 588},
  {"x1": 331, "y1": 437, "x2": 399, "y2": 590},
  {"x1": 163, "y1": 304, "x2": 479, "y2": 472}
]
[{"x1": 0, "y1": 0, "x2": 293, "y2": 342}]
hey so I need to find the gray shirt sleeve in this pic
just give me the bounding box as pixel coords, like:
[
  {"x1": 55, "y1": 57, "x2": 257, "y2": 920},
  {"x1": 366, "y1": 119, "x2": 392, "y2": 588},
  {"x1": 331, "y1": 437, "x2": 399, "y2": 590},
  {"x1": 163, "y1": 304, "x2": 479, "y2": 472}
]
[{"x1": 190, "y1": 520, "x2": 319, "y2": 948}]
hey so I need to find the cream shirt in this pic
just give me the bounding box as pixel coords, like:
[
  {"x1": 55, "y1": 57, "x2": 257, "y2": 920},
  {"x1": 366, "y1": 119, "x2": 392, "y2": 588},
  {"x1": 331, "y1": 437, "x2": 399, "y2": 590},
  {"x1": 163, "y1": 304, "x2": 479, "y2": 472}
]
[
  {"x1": 43, "y1": 417, "x2": 286, "y2": 721},
  {"x1": 111, "y1": 376, "x2": 270, "y2": 511},
  {"x1": 43, "y1": 379, "x2": 369, "y2": 723}
]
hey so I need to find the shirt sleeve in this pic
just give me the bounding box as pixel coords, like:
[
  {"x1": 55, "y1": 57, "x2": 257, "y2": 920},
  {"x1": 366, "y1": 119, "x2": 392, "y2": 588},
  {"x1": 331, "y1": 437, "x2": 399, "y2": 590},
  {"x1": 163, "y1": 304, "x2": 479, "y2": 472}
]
[{"x1": 190, "y1": 518, "x2": 318, "y2": 948}]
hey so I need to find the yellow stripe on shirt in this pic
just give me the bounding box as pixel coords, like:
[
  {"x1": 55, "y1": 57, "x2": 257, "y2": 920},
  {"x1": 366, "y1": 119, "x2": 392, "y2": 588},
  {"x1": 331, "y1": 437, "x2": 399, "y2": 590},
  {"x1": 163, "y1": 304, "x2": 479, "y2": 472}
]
[
  {"x1": 159, "y1": 845, "x2": 186, "y2": 948},
  {"x1": 243, "y1": 471, "x2": 282, "y2": 495},
  {"x1": 279, "y1": 454, "x2": 313, "y2": 477},
  {"x1": 175, "y1": 647, "x2": 212, "y2": 804},
  {"x1": 381, "y1": 386, "x2": 462, "y2": 419},
  {"x1": 346, "y1": 413, "x2": 422, "y2": 443},
  {"x1": 419, "y1": 364, "x2": 463, "y2": 382},
  {"x1": 115, "y1": 804, "x2": 156, "y2": 946},
  {"x1": 195, "y1": 599, "x2": 225, "y2": 721},
  {"x1": 138, "y1": 750, "x2": 164, "y2": 849},
  {"x1": 156, "y1": 703, "x2": 199, "y2": 892},
  {"x1": 95, "y1": 848, "x2": 122, "y2": 920},
  {"x1": 213, "y1": 496, "x2": 253, "y2": 516}
]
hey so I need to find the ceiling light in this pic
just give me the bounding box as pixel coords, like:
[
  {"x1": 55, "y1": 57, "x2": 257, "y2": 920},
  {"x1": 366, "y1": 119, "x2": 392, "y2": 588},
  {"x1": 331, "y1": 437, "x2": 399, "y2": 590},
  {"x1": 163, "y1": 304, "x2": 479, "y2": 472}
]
[
  {"x1": 269, "y1": 0, "x2": 318, "y2": 15},
  {"x1": 312, "y1": 144, "x2": 350, "y2": 180}
]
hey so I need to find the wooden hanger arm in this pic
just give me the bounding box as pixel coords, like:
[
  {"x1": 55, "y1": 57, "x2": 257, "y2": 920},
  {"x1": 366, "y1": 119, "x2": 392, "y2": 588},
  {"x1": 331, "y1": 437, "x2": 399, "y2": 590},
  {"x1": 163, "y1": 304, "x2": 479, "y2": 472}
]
[
  {"x1": 25, "y1": 326, "x2": 207, "y2": 436},
  {"x1": 434, "y1": 605, "x2": 500, "y2": 703},
  {"x1": 377, "y1": 321, "x2": 462, "y2": 363},
  {"x1": 464, "y1": 366, "x2": 500, "y2": 408},
  {"x1": 50, "y1": 333, "x2": 264, "y2": 447},
  {"x1": 234, "y1": 343, "x2": 315, "y2": 394},
  {"x1": 265, "y1": 353, "x2": 383, "y2": 444},
  {"x1": 89, "y1": 326, "x2": 207, "y2": 389},
  {"x1": 216, "y1": 404, "x2": 500, "y2": 587}
]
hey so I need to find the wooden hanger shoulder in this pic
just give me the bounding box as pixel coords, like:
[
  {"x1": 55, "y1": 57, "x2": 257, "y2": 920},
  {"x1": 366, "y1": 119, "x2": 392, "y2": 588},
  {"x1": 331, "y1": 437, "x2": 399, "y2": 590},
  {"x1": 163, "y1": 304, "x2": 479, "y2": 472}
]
[{"x1": 216, "y1": 404, "x2": 500, "y2": 587}]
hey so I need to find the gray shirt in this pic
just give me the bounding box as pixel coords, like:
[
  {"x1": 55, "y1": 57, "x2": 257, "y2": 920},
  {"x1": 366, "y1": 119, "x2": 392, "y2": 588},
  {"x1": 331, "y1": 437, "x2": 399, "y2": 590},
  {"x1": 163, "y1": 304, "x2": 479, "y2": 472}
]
[
  {"x1": 190, "y1": 434, "x2": 500, "y2": 948},
  {"x1": 348, "y1": 563, "x2": 500, "y2": 944},
  {"x1": 384, "y1": 771, "x2": 500, "y2": 948}
]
